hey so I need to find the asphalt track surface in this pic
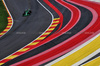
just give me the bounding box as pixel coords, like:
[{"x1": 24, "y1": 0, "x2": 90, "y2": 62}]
[
  {"x1": 9, "y1": 0, "x2": 81, "y2": 58},
  {"x1": 0, "y1": 0, "x2": 52, "y2": 60},
  {"x1": 2, "y1": 0, "x2": 93, "y2": 65}
]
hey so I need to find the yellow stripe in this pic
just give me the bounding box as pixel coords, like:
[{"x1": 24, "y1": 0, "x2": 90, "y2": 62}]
[
  {"x1": 0, "y1": 63, "x2": 4, "y2": 65},
  {"x1": 18, "y1": 48, "x2": 29, "y2": 52},
  {"x1": 83, "y1": 57, "x2": 100, "y2": 66},
  {"x1": 50, "y1": 24, "x2": 58, "y2": 27},
  {"x1": 0, "y1": 33, "x2": 4, "y2": 35},
  {"x1": 28, "y1": 42, "x2": 39, "y2": 45},
  {"x1": 8, "y1": 23, "x2": 12, "y2": 24},
  {"x1": 53, "y1": 18, "x2": 60, "y2": 20},
  {"x1": 42, "y1": 32, "x2": 51, "y2": 35},
  {"x1": 47, "y1": 28, "x2": 55, "y2": 31},
  {"x1": 5, "y1": 55, "x2": 18, "y2": 59},
  {"x1": 4, "y1": 29, "x2": 9, "y2": 31},
  {"x1": 7, "y1": 26, "x2": 11, "y2": 28},
  {"x1": 52, "y1": 36, "x2": 100, "y2": 66},
  {"x1": 36, "y1": 37, "x2": 46, "y2": 40},
  {"x1": 8, "y1": 18, "x2": 11, "y2": 19},
  {"x1": 53, "y1": 21, "x2": 59, "y2": 23}
]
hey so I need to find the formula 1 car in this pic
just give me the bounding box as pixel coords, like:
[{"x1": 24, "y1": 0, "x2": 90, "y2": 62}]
[{"x1": 23, "y1": 9, "x2": 32, "y2": 16}]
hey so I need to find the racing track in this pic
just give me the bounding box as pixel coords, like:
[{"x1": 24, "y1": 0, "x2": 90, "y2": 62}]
[
  {"x1": 0, "y1": 0, "x2": 73, "y2": 65},
  {"x1": 2, "y1": 0, "x2": 93, "y2": 65},
  {"x1": 12, "y1": 0, "x2": 100, "y2": 66},
  {"x1": 28, "y1": 0, "x2": 99, "y2": 65},
  {"x1": 0, "y1": 0, "x2": 65, "y2": 65},
  {"x1": 0, "y1": 0, "x2": 52, "y2": 60}
]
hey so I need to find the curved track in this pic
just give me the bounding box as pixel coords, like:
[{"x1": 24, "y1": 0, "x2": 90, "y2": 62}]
[
  {"x1": 0, "y1": 0, "x2": 52, "y2": 61},
  {"x1": 12, "y1": 0, "x2": 100, "y2": 66},
  {"x1": 1, "y1": 0, "x2": 94, "y2": 65},
  {"x1": 0, "y1": 0, "x2": 100, "y2": 66}
]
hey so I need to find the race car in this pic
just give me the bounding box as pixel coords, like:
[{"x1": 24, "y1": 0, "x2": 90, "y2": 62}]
[{"x1": 23, "y1": 9, "x2": 32, "y2": 16}]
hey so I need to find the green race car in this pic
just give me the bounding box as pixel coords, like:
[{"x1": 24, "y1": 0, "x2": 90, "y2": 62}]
[{"x1": 23, "y1": 9, "x2": 32, "y2": 16}]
